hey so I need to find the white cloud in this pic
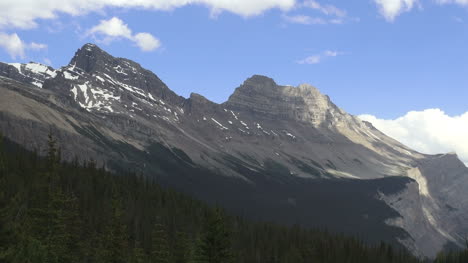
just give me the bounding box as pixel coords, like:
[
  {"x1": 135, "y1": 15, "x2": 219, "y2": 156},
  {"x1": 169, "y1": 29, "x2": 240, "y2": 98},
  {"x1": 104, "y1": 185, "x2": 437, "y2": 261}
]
[
  {"x1": 303, "y1": 0, "x2": 347, "y2": 17},
  {"x1": 0, "y1": 32, "x2": 47, "y2": 59},
  {"x1": 437, "y1": 0, "x2": 468, "y2": 5},
  {"x1": 284, "y1": 1, "x2": 349, "y2": 25},
  {"x1": 282, "y1": 14, "x2": 326, "y2": 25},
  {"x1": 373, "y1": 0, "x2": 419, "y2": 21},
  {"x1": 0, "y1": 0, "x2": 296, "y2": 30},
  {"x1": 373, "y1": 0, "x2": 468, "y2": 22},
  {"x1": 297, "y1": 50, "x2": 340, "y2": 64},
  {"x1": 323, "y1": 50, "x2": 339, "y2": 56},
  {"x1": 0, "y1": 32, "x2": 25, "y2": 59},
  {"x1": 133, "y1": 33, "x2": 161, "y2": 52},
  {"x1": 298, "y1": 55, "x2": 321, "y2": 64},
  {"x1": 359, "y1": 109, "x2": 468, "y2": 165},
  {"x1": 88, "y1": 17, "x2": 132, "y2": 40},
  {"x1": 29, "y1": 42, "x2": 48, "y2": 50},
  {"x1": 87, "y1": 17, "x2": 161, "y2": 52}
]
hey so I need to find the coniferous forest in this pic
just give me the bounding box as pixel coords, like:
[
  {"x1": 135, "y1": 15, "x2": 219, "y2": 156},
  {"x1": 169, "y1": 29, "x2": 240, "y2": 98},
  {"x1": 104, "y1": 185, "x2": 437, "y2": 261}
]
[{"x1": 0, "y1": 133, "x2": 466, "y2": 263}]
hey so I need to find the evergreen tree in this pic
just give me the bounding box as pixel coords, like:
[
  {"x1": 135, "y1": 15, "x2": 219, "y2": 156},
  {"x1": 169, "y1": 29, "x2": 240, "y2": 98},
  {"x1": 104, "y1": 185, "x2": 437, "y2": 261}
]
[
  {"x1": 195, "y1": 208, "x2": 233, "y2": 263},
  {"x1": 173, "y1": 231, "x2": 191, "y2": 263},
  {"x1": 100, "y1": 197, "x2": 129, "y2": 263},
  {"x1": 46, "y1": 131, "x2": 59, "y2": 173},
  {"x1": 10, "y1": 236, "x2": 48, "y2": 263},
  {"x1": 0, "y1": 186, "x2": 18, "y2": 263},
  {"x1": 0, "y1": 132, "x2": 12, "y2": 262},
  {"x1": 0, "y1": 132, "x2": 5, "y2": 173},
  {"x1": 150, "y1": 219, "x2": 170, "y2": 263},
  {"x1": 131, "y1": 241, "x2": 148, "y2": 263}
]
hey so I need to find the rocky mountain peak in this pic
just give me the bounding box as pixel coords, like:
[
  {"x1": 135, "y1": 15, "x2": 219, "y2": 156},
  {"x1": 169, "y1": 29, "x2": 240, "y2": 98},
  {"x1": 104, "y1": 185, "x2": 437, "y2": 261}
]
[
  {"x1": 68, "y1": 43, "x2": 110, "y2": 73},
  {"x1": 225, "y1": 75, "x2": 341, "y2": 127},
  {"x1": 242, "y1": 74, "x2": 277, "y2": 87},
  {"x1": 62, "y1": 43, "x2": 185, "y2": 106}
]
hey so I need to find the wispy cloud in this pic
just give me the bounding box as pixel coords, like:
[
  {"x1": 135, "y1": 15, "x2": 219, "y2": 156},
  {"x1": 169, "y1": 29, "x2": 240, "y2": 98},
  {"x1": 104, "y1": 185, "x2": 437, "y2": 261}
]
[
  {"x1": 43, "y1": 58, "x2": 52, "y2": 66},
  {"x1": 283, "y1": 1, "x2": 353, "y2": 25},
  {"x1": 0, "y1": 32, "x2": 47, "y2": 59},
  {"x1": 282, "y1": 14, "x2": 327, "y2": 25},
  {"x1": 297, "y1": 50, "x2": 341, "y2": 64},
  {"x1": 359, "y1": 109, "x2": 468, "y2": 166},
  {"x1": 86, "y1": 17, "x2": 161, "y2": 52},
  {"x1": 437, "y1": 0, "x2": 468, "y2": 6},
  {"x1": 453, "y1": 16, "x2": 464, "y2": 23},
  {"x1": 302, "y1": 0, "x2": 347, "y2": 17}
]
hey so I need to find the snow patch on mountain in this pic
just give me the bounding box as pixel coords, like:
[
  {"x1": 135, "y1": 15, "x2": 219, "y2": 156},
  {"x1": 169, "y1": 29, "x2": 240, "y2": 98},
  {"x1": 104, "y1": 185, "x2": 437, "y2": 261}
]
[
  {"x1": 25, "y1": 63, "x2": 57, "y2": 78},
  {"x1": 8, "y1": 63, "x2": 22, "y2": 73}
]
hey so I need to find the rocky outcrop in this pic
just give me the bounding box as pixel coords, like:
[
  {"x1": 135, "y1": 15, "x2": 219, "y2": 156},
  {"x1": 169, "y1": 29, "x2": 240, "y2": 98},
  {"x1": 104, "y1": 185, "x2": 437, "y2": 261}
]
[
  {"x1": 0, "y1": 62, "x2": 56, "y2": 88},
  {"x1": 225, "y1": 75, "x2": 347, "y2": 127}
]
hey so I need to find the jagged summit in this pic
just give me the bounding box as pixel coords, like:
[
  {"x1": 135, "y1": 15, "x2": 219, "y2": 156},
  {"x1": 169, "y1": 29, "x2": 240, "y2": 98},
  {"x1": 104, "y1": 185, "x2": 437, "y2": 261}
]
[
  {"x1": 68, "y1": 43, "x2": 143, "y2": 75},
  {"x1": 68, "y1": 43, "x2": 111, "y2": 73},
  {"x1": 64, "y1": 43, "x2": 184, "y2": 105}
]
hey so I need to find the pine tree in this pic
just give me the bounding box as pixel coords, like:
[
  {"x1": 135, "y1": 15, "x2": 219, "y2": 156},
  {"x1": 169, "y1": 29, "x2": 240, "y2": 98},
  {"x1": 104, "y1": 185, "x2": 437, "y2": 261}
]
[
  {"x1": 10, "y1": 236, "x2": 48, "y2": 263},
  {"x1": 0, "y1": 132, "x2": 12, "y2": 262},
  {"x1": 0, "y1": 132, "x2": 5, "y2": 173},
  {"x1": 131, "y1": 241, "x2": 148, "y2": 263},
  {"x1": 46, "y1": 131, "x2": 58, "y2": 173},
  {"x1": 150, "y1": 218, "x2": 170, "y2": 263},
  {"x1": 173, "y1": 231, "x2": 191, "y2": 263},
  {"x1": 20, "y1": 132, "x2": 81, "y2": 263},
  {"x1": 100, "y1": 197, "x2": 129, "y2": 263},
  {"x1": 195, "y1": 208, "x2": 233, "y2": 263},
  {"x1": 0, "y1": 188, "x2": 18, "y2": 263},
  {"x1": 48, "y1": 191, "x2": 83, "y2": 263},
  {"x1": 46, "y1": 187, "x2": 70, "y2": 263}
]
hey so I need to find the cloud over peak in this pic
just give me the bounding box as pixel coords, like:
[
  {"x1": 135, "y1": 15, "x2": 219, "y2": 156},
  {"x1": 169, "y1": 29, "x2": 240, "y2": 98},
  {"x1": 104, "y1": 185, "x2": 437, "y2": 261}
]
[
  {"x1": 359, "y1": 109, "x2": 468, "y2": 166},
  {"x1": 87, "y1": 17, "x2": 161, "y2": 52},
  {"x1": 297, "y1": 50, "x2": 341, "y2": 64}
]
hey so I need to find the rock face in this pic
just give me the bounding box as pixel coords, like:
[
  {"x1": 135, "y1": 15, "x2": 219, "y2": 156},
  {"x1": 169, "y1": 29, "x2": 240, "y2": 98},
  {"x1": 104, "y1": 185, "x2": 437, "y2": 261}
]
[
  {"x1": 1, "y1": 43, "x2": 467, "y2": 258},
  {"x1": 226, "y1": 75, "x2": 340, "y2": 127},
  {"x1": 0, "y1": 62, "x2": 56, "y2": 88},
  {"x1": 67, "y1": 44, "x2": 183, "y2": 105}
]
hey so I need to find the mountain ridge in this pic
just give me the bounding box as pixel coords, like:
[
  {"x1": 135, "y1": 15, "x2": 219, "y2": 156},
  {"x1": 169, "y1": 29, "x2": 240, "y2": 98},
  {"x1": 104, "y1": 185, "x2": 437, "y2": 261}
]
[{"x1": 0, "y1": 43, "x2": 467, "y2": 258}]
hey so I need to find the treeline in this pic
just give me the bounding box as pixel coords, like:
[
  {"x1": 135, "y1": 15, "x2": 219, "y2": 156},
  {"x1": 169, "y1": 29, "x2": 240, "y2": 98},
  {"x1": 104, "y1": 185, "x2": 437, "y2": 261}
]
[
  {"x1": 0, "y1": 133, "x2": 444, "y2": 263},
  {"x1": 434, "y1": 246, "x2": 468, "y2": 263}
]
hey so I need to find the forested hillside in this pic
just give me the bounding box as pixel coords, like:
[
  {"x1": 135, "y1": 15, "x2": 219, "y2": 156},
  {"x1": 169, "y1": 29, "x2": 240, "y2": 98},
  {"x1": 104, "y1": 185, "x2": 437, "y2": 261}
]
[{"x1": 0, "y1": 133, "x2": 460, "y2": 262}]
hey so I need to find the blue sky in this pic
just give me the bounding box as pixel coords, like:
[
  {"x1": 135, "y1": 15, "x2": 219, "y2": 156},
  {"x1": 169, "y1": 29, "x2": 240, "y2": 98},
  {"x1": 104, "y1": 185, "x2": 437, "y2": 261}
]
[{"x1": 0, "y1": 0, "x2": 468, "y2": 162}]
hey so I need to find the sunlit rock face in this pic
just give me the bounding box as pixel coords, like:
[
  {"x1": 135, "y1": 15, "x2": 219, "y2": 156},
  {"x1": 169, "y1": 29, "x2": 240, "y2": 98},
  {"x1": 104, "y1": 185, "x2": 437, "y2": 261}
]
[{"x1": 225, "y1": 75, "x2": 344, "y2": 127}]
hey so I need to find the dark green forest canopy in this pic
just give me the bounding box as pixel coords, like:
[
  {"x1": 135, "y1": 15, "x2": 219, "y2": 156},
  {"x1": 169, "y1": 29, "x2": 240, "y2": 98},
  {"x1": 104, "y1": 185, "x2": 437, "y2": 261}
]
[{"x1": 0, "y1": 133, "x2": 465, "y2": 263}]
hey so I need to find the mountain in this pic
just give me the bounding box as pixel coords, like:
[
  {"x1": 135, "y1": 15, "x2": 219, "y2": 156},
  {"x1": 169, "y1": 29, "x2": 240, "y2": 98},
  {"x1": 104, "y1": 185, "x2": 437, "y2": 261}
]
[{"x1": 1, "y1": 43, "x2": 467, "y2": 258}]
